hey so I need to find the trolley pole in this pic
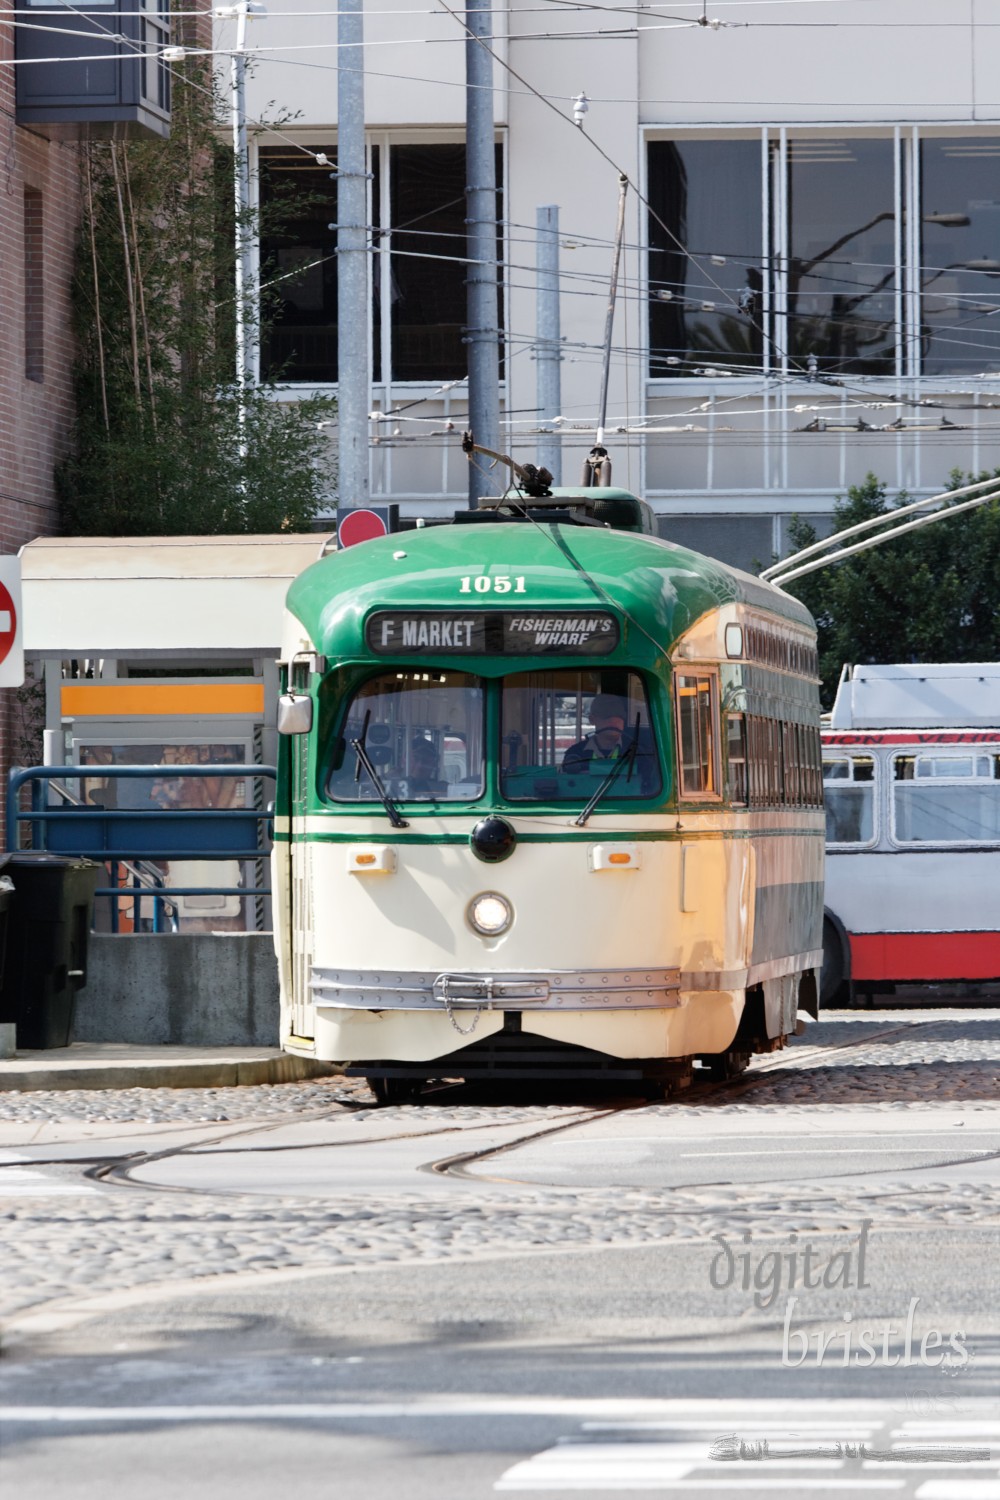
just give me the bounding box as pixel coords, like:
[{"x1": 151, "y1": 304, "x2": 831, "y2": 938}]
[
  {"x1": 465, "y1": 0, "x2": 501, "y2": 507},
  {"x1": 536, "y1": 204, "x2": 562, "y2": 485},
  {"x1": 337, "y1": 0, "x2": 370, "y2": 507}
]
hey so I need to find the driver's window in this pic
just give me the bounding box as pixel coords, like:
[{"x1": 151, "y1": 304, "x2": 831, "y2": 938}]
[
  {"x1": 325, "y1": 671, "x2": 484, "y2": 803},
  {"x1": 499, "y1": 670, "x2": 661, "y2": 802}
]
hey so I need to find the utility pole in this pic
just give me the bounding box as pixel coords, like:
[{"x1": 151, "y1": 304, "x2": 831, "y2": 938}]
[
  {"x1": 464, "y1": 0, "x2": 500, "y2": 507},
  {"x1": 536, "y1": 205, "x2": 562, "y2": 484},
  {"x1": 337, "y1": 0, "x2": 370, "y2": 507},
  {"x1": 220, "y1": 0, "x2": 259, "y2": 451}
]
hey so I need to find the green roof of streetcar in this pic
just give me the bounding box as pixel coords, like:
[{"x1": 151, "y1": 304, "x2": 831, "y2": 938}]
[{"x1": 286, "y1": 507, "x2": 813, "y2": 667}]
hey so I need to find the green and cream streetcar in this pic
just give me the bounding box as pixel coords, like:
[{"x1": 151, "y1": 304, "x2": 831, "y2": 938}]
[{"x1": 273, "y1": 478, "x2": 823, "y2": 1099}]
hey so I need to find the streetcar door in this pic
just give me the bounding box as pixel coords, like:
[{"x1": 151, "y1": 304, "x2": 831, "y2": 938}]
[{"x1": 289, "y1": 672, "x2": 315, "y2": 1040}]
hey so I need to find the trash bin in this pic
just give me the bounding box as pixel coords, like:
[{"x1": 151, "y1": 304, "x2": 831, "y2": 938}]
[
  {"x1": 0, "y1": 870, "x2": 14, "y2": 1057},
  {"x1": 0, "y1": 854, "x2": 102, "y2": 1049}
]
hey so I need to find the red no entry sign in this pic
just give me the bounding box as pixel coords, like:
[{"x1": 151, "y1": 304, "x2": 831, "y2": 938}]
[
  {"x1": 0, "y1": 580, "x2": 15, "y2": 669},
  {"x1": 338, "y1": 508, "x2": 389, "y2": 548},
  {"x1": 0, "y1": 557, "x2": 23, "y2": 687}
]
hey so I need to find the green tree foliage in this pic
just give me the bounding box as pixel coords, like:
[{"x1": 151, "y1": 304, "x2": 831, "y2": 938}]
[
  {"x1": 58, "y1": 55, "x2": 336, "y2": 535},
  {"x1": 781, "y1": 472, "x2": 1000, "y2": 708}
]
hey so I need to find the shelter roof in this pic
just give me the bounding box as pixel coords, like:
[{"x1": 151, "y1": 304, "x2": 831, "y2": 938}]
[{"x1": 20, "y1": 534, "x2": 334, "y2": 655}]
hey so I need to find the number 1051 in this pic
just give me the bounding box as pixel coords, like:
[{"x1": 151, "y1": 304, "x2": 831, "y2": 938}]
[{"x1": 459, "y1": 576, "x2": 527, "y2": 594}]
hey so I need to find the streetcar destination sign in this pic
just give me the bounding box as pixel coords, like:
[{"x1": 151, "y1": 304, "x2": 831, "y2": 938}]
[{"x1": 366, "y1": 611, "x2": 620, "y2": 656}]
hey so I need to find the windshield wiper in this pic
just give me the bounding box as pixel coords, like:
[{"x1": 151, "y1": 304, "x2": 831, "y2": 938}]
[
  {"x1": 574, "y1": 713, "x2": 641, "y2": 828},
  {"x1": 352, "y1": 710, "x2": 409, "y2": 828}
]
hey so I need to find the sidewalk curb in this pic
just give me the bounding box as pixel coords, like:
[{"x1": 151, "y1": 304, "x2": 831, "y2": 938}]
[{"x1": 0, "y1": 1050, "x2": 339, "y2": 1093}]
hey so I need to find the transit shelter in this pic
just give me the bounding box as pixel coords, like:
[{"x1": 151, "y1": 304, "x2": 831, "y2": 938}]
[{"x1": 19, "y1": 533, "x2": 333, "y2": 932}]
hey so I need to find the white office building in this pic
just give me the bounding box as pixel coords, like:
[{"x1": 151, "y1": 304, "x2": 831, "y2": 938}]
[{"x1": 223, "y1": 0, "x2": 1000, "y2": 569}]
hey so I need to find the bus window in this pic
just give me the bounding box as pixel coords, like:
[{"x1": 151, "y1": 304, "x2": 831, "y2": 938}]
[
  {"x1": 676, "y1": 673, "x2": 720, "y2": 798},
  {"x1": 893, "y1": 752, "x2": 1000, "y2": 844},
  {"x1": 823, "y1": 754, "x2": 875, "y2": 844},
  {"x1": 326, "y1": 671, "x2": 484, "y2": 803},
  {"x1": 500, "y1": 670, "x2": 660, "y2": 802}
]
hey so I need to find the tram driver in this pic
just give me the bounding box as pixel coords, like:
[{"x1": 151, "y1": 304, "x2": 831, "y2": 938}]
[
  {"x1": 406, "y1": 735, "x2": 448, "y2": 799},
  {"x1": 562, "y1": 693, "x2": 627, "y2": 774},
  {"x1": 562, "y1": 693, "x2": 656, "y2": 792}
]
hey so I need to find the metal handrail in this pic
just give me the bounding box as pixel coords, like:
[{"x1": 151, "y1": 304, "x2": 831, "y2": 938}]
[
  {"x1": 6, "y1": 765, "x2": 277, "y2": 933},
  {"x1": 39, "y1": 781, "x2": 182, "y2": 929},
  {"x1": 7, "y1": 765, "x2": 275, "y2": 852}
]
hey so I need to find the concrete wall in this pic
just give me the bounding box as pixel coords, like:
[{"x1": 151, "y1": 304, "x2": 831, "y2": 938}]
[{"x1": 73, "y1": 934, "x2": 281, "y2": 1047}]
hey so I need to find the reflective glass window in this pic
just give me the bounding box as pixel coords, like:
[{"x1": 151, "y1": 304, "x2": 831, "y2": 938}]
[
  {"x1": 389, "y1": 143, "x2": 503, "y2": 383},
  {"x1": 326, "y1": 671, "x2": 485, "y2": 804},
  {"x1": 259, "y1": 147, "x2": 347, "y2": 383},
  {"x1": 647, "y1": 140, "x2": 763, "y2": 376},
  {"x1": 823, "y1": 754, "x2": 876, "y2": 843},
  {"x1": 726, "y1": 713, "x2": 748, "y2": 805},
  {"x1": 676, "y1": 673, "x2": 719, "y2": 797},
  {"x1": 920, "y1": 139, "x2": 1000, "y2": 376},
  {"x1": 893, "y1": 752, "x2": 1000, "y2": 844},
  {"x1": 500, "y1": 671, "x2": 660, "y2": 803},
  {"x1": 259, "y1": 143, "x2": 503, "y2": 384},
  {"x1": 787, "y1": 138, "x2": 895, "y2": 375}
]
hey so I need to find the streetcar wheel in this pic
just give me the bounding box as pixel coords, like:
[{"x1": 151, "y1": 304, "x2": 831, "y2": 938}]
[
  {"x1": 820, "y1": 914, "x2": 849, "y2": 1006},
  {"x1": 705, "y1": 1048, "x2": 751, "y2": 1082},
  {"x1": 367, "y1": 1076, "x2": 422, "y2": 1105}
]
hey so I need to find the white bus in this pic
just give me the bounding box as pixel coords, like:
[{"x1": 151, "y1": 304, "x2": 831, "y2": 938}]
[{"x1": 821, "y1": 663, "x2": 1000, "y2": 1001}]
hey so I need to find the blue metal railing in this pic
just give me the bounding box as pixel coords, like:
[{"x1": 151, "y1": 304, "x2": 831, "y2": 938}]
[{"x1": 6, "y1": 765, "x2": 276, "y2": 933}]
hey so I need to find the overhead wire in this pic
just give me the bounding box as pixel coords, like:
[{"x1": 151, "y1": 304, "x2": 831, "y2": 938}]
[{"x1": 12, "y1": 0, "x2": 999, "y2": 442}]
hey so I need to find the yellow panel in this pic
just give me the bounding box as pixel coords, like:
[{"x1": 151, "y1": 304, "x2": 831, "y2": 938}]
[{"x1": 61, "y1": 683, "x2": 265, "y2": 718}]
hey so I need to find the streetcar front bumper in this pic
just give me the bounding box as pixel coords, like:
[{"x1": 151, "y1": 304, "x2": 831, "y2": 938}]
[{"x1": 310, "y1": 965, "x2": 682, "y2": 1012}]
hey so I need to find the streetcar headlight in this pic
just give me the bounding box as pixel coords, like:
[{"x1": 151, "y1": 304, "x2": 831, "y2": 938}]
[{"x1": 467, "y1": 892, "x2": 513, "y2": 936}]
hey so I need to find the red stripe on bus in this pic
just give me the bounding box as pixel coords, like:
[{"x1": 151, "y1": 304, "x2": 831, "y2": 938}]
[
  {"x1": 849, "y1": 930, "x2": 1000, "y2": 982},
  {"x1": 823, "y1": 731, "x2": 1000, "y2": 746}
]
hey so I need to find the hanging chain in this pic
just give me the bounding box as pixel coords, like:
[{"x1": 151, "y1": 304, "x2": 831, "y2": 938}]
[{"x1": 445, "y1": 997, "x2": 483, "y2": 1036}]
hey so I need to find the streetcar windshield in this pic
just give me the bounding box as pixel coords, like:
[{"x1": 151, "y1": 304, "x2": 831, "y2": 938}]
[
  {"x1": 499, "y1": 670, "x2": 661, "y2": 802},
  {"x1": 326, "y1": 671, "x2": 485, "y2": 803}
]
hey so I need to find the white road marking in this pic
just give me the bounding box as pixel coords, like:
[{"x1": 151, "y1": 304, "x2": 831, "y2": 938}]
[
  {"x1": 683, "y1": 1148, "x2": 992, "y2": 1158},
  {"x1": 916, "y1": 1485, "x2": 1000, "y2": 1499},
  {"x1": 0, "y1": 1157, "x2": 97, "y2": 1197},
  {"x1": 494, "y1": 1410, "x2": 997, "y2": 1493}
]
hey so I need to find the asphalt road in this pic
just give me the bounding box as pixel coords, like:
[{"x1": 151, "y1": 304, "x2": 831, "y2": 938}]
[{"x1": 1, "y1": 1004, "x2": 998, "y2": 1499}]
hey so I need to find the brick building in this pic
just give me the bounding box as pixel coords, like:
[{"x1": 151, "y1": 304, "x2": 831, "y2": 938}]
[{"x1": 0, "y1": 15, "x2": 82, "y2": 790}]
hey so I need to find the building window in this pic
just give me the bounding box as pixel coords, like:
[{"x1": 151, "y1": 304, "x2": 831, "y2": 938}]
[
  {"x1": 24, "y1": 187, "x2": 43, "y2": 383},
  {"x1": 919, "y1": 139, "x2": 1000, "y2": 377},
  {"x1": 648, "y1": 139, "x2": 763, "y2": 376},
  {"x1": 785, "y1": 138, "x2": 896, "y2": 376},
  {"x1": 259, "y1": 141, "x2": 503, "y2": 385},
  {"x1": 647, "y1": 131, "x2": 1000, "y2": 381},
  {"x1": 259, "y1": 148, "x2": 344, "y2": 383}
]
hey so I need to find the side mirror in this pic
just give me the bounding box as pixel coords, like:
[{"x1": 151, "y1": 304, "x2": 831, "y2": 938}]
[{"x1": 277, "y1": 693, "x2": 313, "y2": 735}]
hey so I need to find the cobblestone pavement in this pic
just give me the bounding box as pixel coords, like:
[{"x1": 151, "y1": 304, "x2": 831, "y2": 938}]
[
  {"x1": 1, "y1": 1017, "x2": 997, "y2": 1126},
  {"x1": 2, "y1": 1179, "x2": 999, "y2": 1324},
  {"x1": 1, "y1": 1015, "x2": 998, "y2": 1327}
]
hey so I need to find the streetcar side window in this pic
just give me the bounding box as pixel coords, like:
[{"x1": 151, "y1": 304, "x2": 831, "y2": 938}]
[
  {"x1": 325, "y1": 671, "x2": 485, "y2": 804},
  {"x1": 726, "y1": 713, "x2": 748, "y2": 805},
  {"x1": 823, "y1": 754, "x2": 876, "y2": 844},
  {"x1": 892, "y1": 752, "x2": 1000, "y2": 844},
  {"x1": 676, "y1": 673, "x2": 720, "y2": 798},
  {"x1": 499, "y1": 670, "x2": 661, "y2": 802}
]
